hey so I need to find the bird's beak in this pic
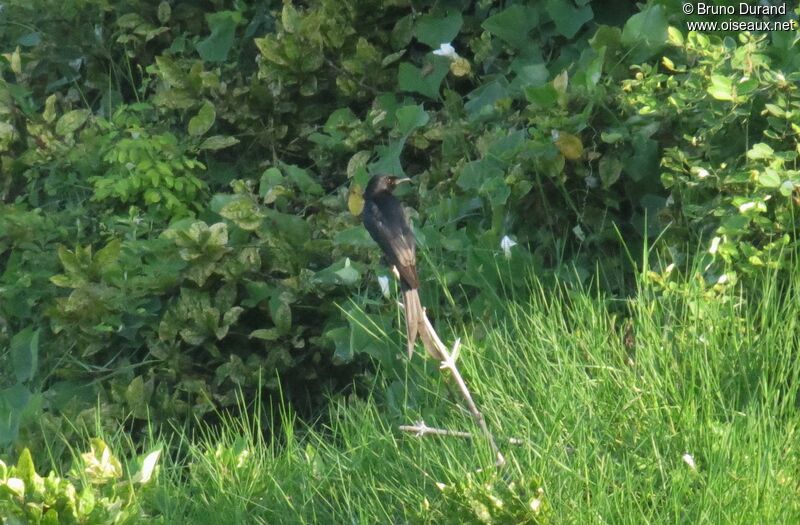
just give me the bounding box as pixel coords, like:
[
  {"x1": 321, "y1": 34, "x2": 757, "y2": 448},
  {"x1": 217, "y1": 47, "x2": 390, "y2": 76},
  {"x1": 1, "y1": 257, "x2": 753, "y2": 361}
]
[{"x1": 395, "y1": 177, "x2": 412, "y2": 185}]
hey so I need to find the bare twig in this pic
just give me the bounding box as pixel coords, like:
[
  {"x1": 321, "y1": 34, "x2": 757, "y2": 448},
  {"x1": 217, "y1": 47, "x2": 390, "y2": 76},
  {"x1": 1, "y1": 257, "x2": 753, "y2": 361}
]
[
  {"x1": 399, "y1": 420, "x2": 525, "y2": 445},
  {"x1": 416, "y1": 310, "x2": 506, "y2": 467}
]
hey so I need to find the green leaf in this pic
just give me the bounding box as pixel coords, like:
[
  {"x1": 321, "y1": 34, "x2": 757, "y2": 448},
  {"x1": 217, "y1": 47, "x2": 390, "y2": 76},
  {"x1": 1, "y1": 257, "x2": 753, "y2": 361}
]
[
  {"x1": 395, "y1": 104, "x2": 429, "y2": 136},
  {"x1": 188, "y1": 101, "x2": 216, "y2": 136},
  {"x1": 219, "y1": 196, "x2": 265, "y2": 231},
  {"x1": 370, "y1": 139, "x2": 405, "y2": 176},
  {"x1": 199, "y1": 135, "x2": 240, "y2": 150},
  {"x1": 381, "y1": 49, "x2": 406, "y2": 67},
  {"x1": 758, "y1": 169, "x2": 781, "y2": 188},
  {"x1": 11, "y1": 327, "x2": 39, "y2": 382},
  {"x1": 599, "y1": 155, "x2": 623, "y2": 188},
  {"x1": 458, "y1": 159, "x2": 503, "y2": 191},
  {"x1": 219, "y1": 195, "x2": 264, "y2": 231},
  {"x1": 414, "y1": 12, "x2": 463, "y2": 48},
  {"x1": 624, "y1": 136, "x2": 659, "y2": 182},
  {"x1": 55, "y1": 109, "x2": 90, "y2": 136},
  {"x1": 249, "y1": 328, "x2": 281, "y2": 341},
  {"x1": 546, "y1": 0, "x2": 593, "y2": 39},
  {"x1": 0, "y1": 122, "x2": 17, "y2": 150},
  {"x1": 18, "y1": 32, "x2": 41, "y2": 47},
  {"x1": 327, "y1": 326, "x2": 353, "y2": 362},
  {"x1": 391, "y1": 14, "x2": 414, "y2": 50},
  {"x1": 259, "y1": 167, "x2": 284, "y2": 199},
  {"x1": 621, "y1": 4, "x2": 668, "y2": 63},
  {"x1": 218, "y1": 307, "x2": 244, "y2": 339},
  {"x1": 779, "y1": 180, "x2": 794, "y2": 197},
  {"x1": 94, "y1": 239, "x2": 121, "y2": 270},
  {"x1": 43, "y1": 94, "x2": 57, "y2": 123},
  {"x1": 334, "y1": 226, "x2": 374, "y2": 247},
  {"x1": 707, "y1": 75, "x2": 735, "y2": 102},
  {"x1": 125, "y1": 376, "x2": 149, "y2": 418},
  {"x1": 57, "y1": 245, "x2": 83, "y2": 276},
  {"x1": 466, "y1": 79, "x2": 509, "y2": 120},
  {"x1": 281, "y1": 3, "x2": 300, "y2": 33},
  {"x1": 482, "y1": 5, "x2": 539, "y2": 49},
  {"x1": 334, "y1": 260, "x2": 360, "y2": 285},
  {"x1": 524, "y1": 84, "x2": 558, "y2": 108},
  {"x1": 117, "y1": 13, "x2": 145, "y2": 29},
  {"x1": 481, "y1": 176, "x2": 510, "y2": 207},
  {"x1": 157, "y1": 1, "x2": 171, "y2": 24},
  {"x1": 205, "y1": 222, "x2": 229, "y2": 248},
  {"x1": 284, "y1": 164, "x2": 324, "y2": 196},
  {"x1": 397, "y1": 59, "x2": 449, "y2": 100},
  {"x1": 197, "y1": 11, "x2": 242, "y2": 62},
  {"x1": 16, "y1": 448, "x2": 36, "y2": 486},
  {"x1": 263, "y1": 209, "x2": 310, "y2": 243},
  {"x1": 270, "y1": 293, "x2": 292, "y2": 333},
  {"x1": 746, "y1": 143, "x2": 774, "y2": 160}
]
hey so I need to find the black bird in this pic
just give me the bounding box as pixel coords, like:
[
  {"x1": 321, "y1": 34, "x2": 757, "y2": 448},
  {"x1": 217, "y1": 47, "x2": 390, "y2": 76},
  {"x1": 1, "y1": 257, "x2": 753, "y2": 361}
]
[{"x1": 362, "y1": 174, "x2": 424, "y2": 358}]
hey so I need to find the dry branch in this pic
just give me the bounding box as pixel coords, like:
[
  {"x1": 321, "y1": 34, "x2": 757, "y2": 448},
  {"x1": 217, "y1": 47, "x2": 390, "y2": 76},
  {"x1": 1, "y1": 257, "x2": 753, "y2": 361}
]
[
  {"x1": 415, "y1": 308, "x2": 506, "y2": 467},
  {"x1": 399, "y1": 421, "x2": 524, "y2": 446}
]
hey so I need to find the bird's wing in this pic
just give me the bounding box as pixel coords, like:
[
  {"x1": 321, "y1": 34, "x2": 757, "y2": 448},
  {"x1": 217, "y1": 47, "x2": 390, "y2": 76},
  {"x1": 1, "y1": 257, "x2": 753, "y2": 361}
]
[{"x1": 363, "y1": 199, "x2": 420, "y2": 288}]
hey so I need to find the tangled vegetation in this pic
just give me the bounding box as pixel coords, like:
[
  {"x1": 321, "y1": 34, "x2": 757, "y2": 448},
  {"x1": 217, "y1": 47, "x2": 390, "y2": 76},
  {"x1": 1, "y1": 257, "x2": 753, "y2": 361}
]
[{"x1": 0, "y1": 0, "x2": 798, "y2": 521}]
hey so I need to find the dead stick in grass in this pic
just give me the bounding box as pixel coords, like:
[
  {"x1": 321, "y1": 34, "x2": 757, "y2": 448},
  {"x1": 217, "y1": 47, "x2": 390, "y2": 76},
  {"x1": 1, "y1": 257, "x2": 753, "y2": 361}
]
[
  {"x1": 415, "y1": 308, "x2": 506, "y2": 467},
  {"x1": 399, "y1": 421, "x2": 524, "y2": 446}
]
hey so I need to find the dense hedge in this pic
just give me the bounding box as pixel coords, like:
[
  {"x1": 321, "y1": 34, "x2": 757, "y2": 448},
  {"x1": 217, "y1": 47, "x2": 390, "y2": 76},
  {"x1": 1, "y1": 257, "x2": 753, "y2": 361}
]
[{"x1": 1, "y1": 0, "x2": 798, "y2": 454}]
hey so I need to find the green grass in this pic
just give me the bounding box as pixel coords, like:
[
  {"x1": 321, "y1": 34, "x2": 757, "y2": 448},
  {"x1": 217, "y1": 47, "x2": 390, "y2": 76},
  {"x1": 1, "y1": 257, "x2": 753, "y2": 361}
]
[{"x1": 133, "y1": 261, "x2": 800, "y2": 524}]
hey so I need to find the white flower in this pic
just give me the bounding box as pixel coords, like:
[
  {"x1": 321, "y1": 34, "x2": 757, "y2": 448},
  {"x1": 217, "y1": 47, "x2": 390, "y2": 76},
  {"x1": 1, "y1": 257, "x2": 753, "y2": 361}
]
[
  {"x1": 682, "y1": 453, "x2": 696, "y2": 470},
  {"x1": 432, "y1": 42, "x2": 459, "y2": 60},
  {"x1": 709, "y1": 236, "x2": 721, "y2": 255},
  {"x1": 377, "y1": 275, "x2": 390, "y2": 297},
  {"x1": 500, "y1": 235, "x2": 517, "y2": 259}
]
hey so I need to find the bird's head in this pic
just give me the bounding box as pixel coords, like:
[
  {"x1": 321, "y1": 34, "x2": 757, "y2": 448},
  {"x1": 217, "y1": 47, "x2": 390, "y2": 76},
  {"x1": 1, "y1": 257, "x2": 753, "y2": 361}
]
[{"x1": 365, "y1": 174, "x2": 411, "y2": 198}]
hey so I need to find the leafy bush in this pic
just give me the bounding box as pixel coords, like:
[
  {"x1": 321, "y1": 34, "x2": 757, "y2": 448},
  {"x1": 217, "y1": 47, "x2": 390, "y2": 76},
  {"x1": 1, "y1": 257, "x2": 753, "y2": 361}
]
[
  {"x1": 622, "y1": 30, "x2": 799, "y2": 278},
  {"x1": 0, "y1": 441, "x2": 160, "y2": 524}
]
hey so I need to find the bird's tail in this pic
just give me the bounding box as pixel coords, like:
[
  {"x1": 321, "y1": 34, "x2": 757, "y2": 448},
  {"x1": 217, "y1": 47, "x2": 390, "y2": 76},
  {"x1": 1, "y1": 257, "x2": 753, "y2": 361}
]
[{"x1": 402, "y1": 286, "x2": 422, "y2": 359}]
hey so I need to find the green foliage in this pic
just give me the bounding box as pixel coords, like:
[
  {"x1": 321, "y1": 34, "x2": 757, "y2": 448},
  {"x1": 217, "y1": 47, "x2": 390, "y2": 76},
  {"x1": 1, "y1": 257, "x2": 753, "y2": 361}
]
[
  {"x1": 90, "y1": 107, "x2": 208, "y2": 219},
  {"x1": 432, "y1": 471, "x2": 547, "y2": 524},
  {"x1": 1, "y1": 0, "x2": 799, "y2": 472},
  {"x1": 622, "y1": 30, "x2": 800, "y2": 277},
  {"x1": 0, "y1": 441, "x2": 160, "y2": 523}
]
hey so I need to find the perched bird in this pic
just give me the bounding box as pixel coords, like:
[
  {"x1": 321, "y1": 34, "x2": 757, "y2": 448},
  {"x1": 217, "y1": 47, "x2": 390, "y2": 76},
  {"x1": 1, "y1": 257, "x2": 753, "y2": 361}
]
[{"x1": 362, "y1": 174, "x2": 424, "y2": 358}]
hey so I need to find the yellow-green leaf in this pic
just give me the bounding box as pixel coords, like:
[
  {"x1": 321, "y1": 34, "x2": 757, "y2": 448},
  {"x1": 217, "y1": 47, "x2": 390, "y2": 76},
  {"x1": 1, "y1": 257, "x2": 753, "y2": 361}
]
[
  {"x1": 188, "y1": 102, "x2": 216, "y2": 136},
  {"x1": 55, "y1": 109, "x2": 91, "y2": 136},
  {"x1": 348, "y1": 184, "x2": 364, "y2": 215},
  {"x1": 554, "y1": 132, "x2": 583, "y2": 160},
  {"x1": 43, "y1": 95, "x2": 58, "y2": 123}
]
